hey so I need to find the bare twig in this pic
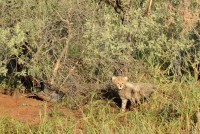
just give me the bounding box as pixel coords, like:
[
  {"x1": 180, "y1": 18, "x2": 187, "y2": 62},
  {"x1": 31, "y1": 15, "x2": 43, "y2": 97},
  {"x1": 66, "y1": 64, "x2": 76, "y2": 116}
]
[
  {"x1": 51, "y1": 10, "x2": 73, "y2": 85},
  {"x1": 60, "y1": 50, "x2": 85, "y2": 87},
  {"x1": 192, "y1": 27, "x2": 200, "y2": 41},
  {"x1": 144, "y1": 0, "x2": 153, "y2": 16}
]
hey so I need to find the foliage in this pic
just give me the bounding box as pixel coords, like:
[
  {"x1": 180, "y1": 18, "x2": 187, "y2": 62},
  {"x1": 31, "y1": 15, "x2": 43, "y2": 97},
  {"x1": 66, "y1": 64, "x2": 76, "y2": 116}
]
[{"x1": 0, "y1": 0, "x2": 200, "y2": 108}]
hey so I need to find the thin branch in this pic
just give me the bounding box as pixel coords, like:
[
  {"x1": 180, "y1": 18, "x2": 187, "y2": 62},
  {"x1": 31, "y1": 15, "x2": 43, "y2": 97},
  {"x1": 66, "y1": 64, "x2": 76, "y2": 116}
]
[
  {"x1": 50, "y1": 11, "x2": 73, "y2": 85},
  {"x1": 192, "y1": 27, "x2": 200, "y2": 41},
  {"x1": 144, "y1": 0, "x2": 153, "y2": 16}
]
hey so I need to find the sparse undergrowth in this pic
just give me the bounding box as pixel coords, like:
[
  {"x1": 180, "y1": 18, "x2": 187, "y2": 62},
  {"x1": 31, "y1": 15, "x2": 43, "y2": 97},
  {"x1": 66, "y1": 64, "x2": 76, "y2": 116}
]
[
  {"x1": 0, "y1": 82, "x2": 199, "y2": 134},
  {"x1": 0, "y1": 0, "x2": 200, "y2": 133}
]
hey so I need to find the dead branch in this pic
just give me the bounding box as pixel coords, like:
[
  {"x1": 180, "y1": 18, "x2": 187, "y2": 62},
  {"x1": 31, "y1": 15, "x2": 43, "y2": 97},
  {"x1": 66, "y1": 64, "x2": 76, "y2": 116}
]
[
  {"x1": 192, "y1": 27, "x2": 200, "y2": 41},
  {"x1": 144, "y1": 0, "x2": 153, "y2": 16},
  {"x1": 51, "y1": 10, "x2": 73, "y2": 85}
]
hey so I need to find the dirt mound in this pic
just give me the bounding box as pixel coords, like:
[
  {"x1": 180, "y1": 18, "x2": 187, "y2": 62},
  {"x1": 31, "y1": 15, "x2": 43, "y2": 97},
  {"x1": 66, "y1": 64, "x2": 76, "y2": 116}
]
[{"x1": 0, "y1": 93, "x2": 70, "y2": 124}]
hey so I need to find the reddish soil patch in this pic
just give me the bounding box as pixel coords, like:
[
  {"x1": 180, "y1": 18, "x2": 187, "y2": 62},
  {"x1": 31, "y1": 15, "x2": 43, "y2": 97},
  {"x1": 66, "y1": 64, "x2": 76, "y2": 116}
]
[
  {"x1": 0, "y1": 93, "x2": 71, "y2": 125},
  {"x1": 0, "y1": 93, "x2": 47, "y2": 124}
]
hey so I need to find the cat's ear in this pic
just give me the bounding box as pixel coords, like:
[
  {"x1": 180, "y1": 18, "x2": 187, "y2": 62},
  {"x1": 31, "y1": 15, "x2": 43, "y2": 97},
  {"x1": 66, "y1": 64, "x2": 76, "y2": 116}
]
[
  {"x1": 124, "y1": 77, "x2": 128, "y2": 80},
  {"x1": 112, "y1": 76, "x2": 116, "y2": 81}
]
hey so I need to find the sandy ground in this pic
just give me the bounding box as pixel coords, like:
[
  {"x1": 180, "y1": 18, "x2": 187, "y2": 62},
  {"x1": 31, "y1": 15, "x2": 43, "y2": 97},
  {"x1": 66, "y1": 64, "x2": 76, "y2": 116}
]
[{"x1": 0, "y1": 93, "x2": 70, "y2": 124}]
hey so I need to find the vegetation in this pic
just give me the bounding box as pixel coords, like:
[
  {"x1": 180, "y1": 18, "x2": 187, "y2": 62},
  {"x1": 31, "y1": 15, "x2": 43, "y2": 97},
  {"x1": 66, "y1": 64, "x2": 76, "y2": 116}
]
[{"x1": 0, "y1": 0, "x2": 200, "y2": 133}]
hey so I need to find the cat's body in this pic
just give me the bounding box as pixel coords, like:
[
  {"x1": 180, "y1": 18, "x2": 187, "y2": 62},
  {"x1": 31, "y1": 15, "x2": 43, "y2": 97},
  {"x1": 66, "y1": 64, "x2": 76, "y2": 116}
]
[{"x1": 112, "y1": 76, "x2": 156, "y2": 112}]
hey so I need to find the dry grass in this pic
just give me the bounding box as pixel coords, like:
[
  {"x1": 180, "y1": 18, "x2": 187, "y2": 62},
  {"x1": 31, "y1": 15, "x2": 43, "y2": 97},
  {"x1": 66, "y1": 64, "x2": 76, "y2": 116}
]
[{"x1": 0, "y1": 81, "x2": 199, "y2": 134}]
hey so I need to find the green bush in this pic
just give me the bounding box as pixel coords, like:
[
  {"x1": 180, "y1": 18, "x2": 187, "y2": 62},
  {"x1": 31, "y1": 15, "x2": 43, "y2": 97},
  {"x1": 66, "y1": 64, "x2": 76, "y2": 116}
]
[{"x1": 0, "y1": 0, "x2": 200, "y2": 106}]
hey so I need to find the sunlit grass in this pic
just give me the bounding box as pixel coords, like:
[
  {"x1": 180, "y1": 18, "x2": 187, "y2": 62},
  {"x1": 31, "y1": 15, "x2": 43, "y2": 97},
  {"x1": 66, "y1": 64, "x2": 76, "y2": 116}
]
[{"x1": 0, "y1": 81, "x2": 199, "y2": 134}]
